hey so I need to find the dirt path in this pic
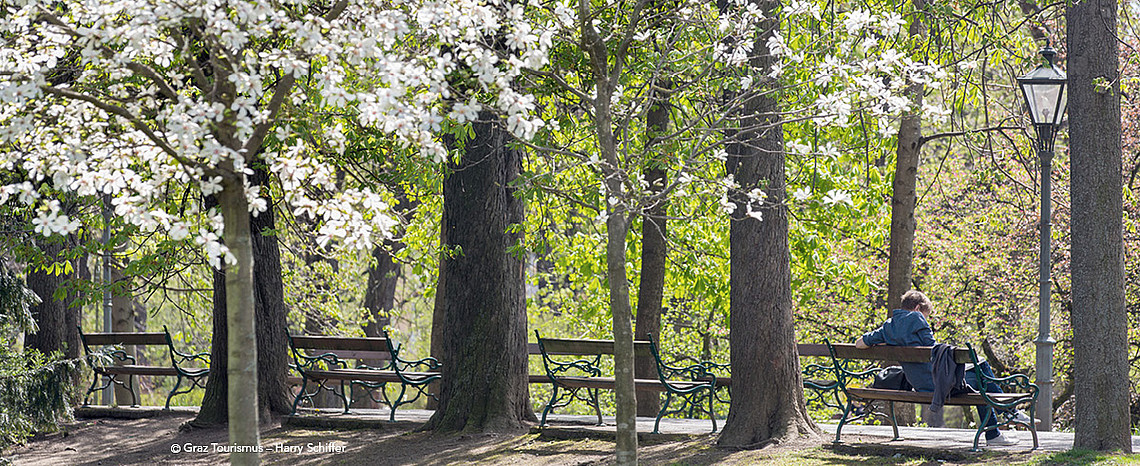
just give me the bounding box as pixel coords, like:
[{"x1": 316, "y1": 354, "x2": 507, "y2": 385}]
[{"x1": 3, "y1": 412, "x2": 1041, "y2": 465}]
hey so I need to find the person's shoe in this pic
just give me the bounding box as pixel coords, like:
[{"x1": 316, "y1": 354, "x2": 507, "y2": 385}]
[
  {"x1": 987, "y1": 432, "x2": 1020, "y2": 446},
  {"x1": 1009, "y1": 411, "x2": 1033, "y2": 425}
]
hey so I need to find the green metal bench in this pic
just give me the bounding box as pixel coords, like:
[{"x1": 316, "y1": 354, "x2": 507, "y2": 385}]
[
  {"x1": 824, "y1": 340, "x2": 1039, "y2": 451},
  {"x1": 533, "y1": 331, "x2": 717, "y2": 434},
  {"x1": 695, "y1": 343, "x2": 852, "y2": 417},
  {"x1": 78, "y1": 326, "x2": 209, "y2": 409},
  {"x1": 287, "y1": 332, "x2": 440, "y2": 421}
]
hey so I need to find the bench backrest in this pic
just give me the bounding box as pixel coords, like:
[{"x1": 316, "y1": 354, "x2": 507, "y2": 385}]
[
  {"x1": 827, "y1": 342, "x2": 973, "y2": 364},
  {"x1": 80, "y1": 331, "x2": 168, "y2": 347},
  {"x1": 535, "y1": 337, "x2": 652, "y2": 358},
  {"x1": 797, "y1": 343, "x2": 830, "y2": 357},
  {"x1": 289, "y1": 335, "x2": 392, "y2": 361}
]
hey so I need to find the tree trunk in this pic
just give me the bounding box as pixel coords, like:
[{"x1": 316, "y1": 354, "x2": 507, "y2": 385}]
[
  {"x1": 192, "y1": 249, "x2": 229, "y2": 426},
  {"x1": 424, "y1": 112, "x2": 532, "y2": 432},
  {"x1": 886, "y1": 0, "x2": 927, "y2": 314},
  {"x1": 362, "y1": 244, "x2": 400, "y2": 338},
  {"x1": 110, "y1": 265, "x2": 138, "y2": 405},
  {"x1": 219, "y1": 177, "x2": 260, "y2": 465},
  {"x1": 1068, "y1": 0, "x2": 1132, "y2": 452},
  {"x1": 717, "y1": 0, "x2": 817, "y2": 446},
  {"x1": 249, "y1": 164, "x2": 292, "y2": 419},
  {"x1": 25, "y1": 237, "x2": 78, "y2": 358},
  {"x1": 884, "y1": 2, "x2": 928, "y2": 426},
  {"x1": 635, "y1": 91, "x2": 669, "y2": 418},
  {"x1": 192, "y1": 162, "x2": 291, "y2": 429}
]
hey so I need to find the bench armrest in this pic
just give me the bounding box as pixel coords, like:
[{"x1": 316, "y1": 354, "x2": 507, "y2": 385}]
[
  {"x1": 163, "y1": 326, "x2": 210, "y2": 374},
  {"x1": 391, "y1": 350, "x2": 441, "y2": 373},
  {"x1": 966, "y1": 344, "x2": 1038, "y2": 410}
]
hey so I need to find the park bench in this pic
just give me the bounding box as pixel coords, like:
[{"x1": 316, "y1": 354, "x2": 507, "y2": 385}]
[
  {"x1": 78, "y1": 326, "x2": 209, "y2": 409},
  {"x1": 694, "y1": 343, "x2": 851, "y2": 415},
  {"x1": 823, "y1": 340, "x2": 1039, "y2": 451},
  {"x1": 533, "y1": 331, "x2": 718, "y2": 434},
  {"x1": 287, "y1": 333, "x2": 440, "y2": 421}
]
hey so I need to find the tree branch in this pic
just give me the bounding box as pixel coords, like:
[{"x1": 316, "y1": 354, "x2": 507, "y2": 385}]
[
  {"x1": 41, "y1": 86, "x2": 216, "y2": 178},
  {"x1": 919, "y1": 125, "x2": 1022, "y2": 148}
]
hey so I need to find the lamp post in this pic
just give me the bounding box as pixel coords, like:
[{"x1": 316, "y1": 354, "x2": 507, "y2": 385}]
[{"x1": 1017, "y1": 43, "x2": 1066, "y2": 432}]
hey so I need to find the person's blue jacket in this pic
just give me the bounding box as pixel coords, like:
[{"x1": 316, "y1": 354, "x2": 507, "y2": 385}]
[{"x1": 860, "y1": 309, "x2": 936, "y2": 392}]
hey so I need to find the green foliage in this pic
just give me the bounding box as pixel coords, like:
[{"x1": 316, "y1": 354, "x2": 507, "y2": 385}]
[
  {"x1": 0, "y1": 271, "x2": 77, "y2": 448},
  {"x1": 0, "y1": 271, "x2": 39, "y2": 338}
]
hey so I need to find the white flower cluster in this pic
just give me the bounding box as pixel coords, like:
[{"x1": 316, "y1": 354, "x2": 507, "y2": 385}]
[{"x1": 0, "y1": 0, "x2": 557, "y2": 268}]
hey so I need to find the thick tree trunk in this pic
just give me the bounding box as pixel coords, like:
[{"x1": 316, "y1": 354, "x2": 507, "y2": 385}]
[
  {"x1": 362, "y1": 244, "x2": 399, "y2": 338},
  {"x1": 218, "y1": 177, "x2": 260, "y2": 465},
  {"x1": 249, "y1": 164, "x2": 292, "y2": 418},
  {"x1": 1068, "y1": 0, "x2": 1132, "y2": 452},
  {"x1": 424, "y1": 112, "x2": 532, "y2": 432},
  {"x1": 192, "y1": 163, "x2": 291, "y2": 428},
  {"x1": 717, "y1": 0, "x2": 817, "y2": 446},
  {"x1": 192, "y1": 253, "x2": 229, "y2": 426},
  {"x1": 635, "y1": 92, "x2": 669, "y2": 418},
  {"x1": 25, "y1": 237, "x2": 78, "y2": 358}
]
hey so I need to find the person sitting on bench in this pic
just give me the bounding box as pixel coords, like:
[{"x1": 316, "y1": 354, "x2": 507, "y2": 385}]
[{"x1": 854, "y1": 290, "x2": 1030, "y2": 447}]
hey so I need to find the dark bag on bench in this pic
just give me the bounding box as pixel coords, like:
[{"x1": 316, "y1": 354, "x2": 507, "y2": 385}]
[{"x1": 872, "y1": 366, "x2": 913, "y2": 391}]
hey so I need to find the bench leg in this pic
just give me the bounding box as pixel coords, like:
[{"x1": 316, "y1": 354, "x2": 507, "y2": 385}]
[
  {"x1": 888, "y1": 401, "x2": 899, "y2": 440},
  {"x1": 539, "y1": 385, "x2": 557, "y2": 427},
  {"x1": 971, "y1": 408, "x2": 994, "y2": 452},
  {"x1": 291, "y1": 378, "x2": 309, "y2": 414},
  {"x1": 653, "y1": 392, "x2": 673, "y2": 434},
  {"x1": 339, "y1": 381, "x2": 351, "y2": 414},
  {"x1": 166, "y1": 375, "x2": 184, "y2": 410},
  {"x1": 708, "y1": 388, "x2": 717, "y2": 433},
  {"x1": 84, "y1": 372, "x2": 107, "y2": 406},
  {"x1": 125, "y1": 374, "x2": 139, "y2": 407},
  {"x1": 834, "y1": 401, "x2": 853, "y2": 443},
  {"x1": 590, "y1": 388, "x2": 602, "y2": 426},
  {"x1": 1027, "y1": 402, "x2": 1039, "y2": 450},
  {"x1": 388, "y1": 383, "x2": 408, "y2": 421}
]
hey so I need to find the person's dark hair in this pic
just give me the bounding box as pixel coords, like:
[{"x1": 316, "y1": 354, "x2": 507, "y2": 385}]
[{"x1": 899, "y1": 290, "x2": 929, "y2": 312}]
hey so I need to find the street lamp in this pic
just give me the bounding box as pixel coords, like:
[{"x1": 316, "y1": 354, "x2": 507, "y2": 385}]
[{"x1": 1017, "y1": 43, "x2": 1066, "y2": 432}]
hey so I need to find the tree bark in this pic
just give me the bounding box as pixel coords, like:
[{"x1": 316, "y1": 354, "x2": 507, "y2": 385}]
[
  {"x1": 249, "y1": 164, "x2": 292, "y2": 418},
  {"x1": 25, "y1": 237, "x2": 79, "y2": 359},
  {"x1": 424, "y1": 112, "x2": 533, "y2": 432},
  {"x1": 635, "y1": 90, "x2": 669, "y2": 418},
  {"x1": 192, "y1": 248, "x2": 229, "y2": 426},
  {"x1": 191, "y1": 162, "x2": 291, "y2": 428},
  {"x1": 362, "y1": 244, "x2": 399, "y2": 338},
  {"x1": 218, "y1": 176, "x2": 260, "y2": 465},
  {"x1": 1068, "y1": 0, "x2": 1132, "y2": 452},
  {"x1": 886, "y1": 0, "x2": 927, "y2": 314},
  {"x1": 717, "y1": 0, "x2": 817, "y2": 446},
  {"x1": 884, "y1": 2, "x2": 928, "y2": 426},
  {"x1": 110, "y1": 265, "x2": 138, "y2": 405}
]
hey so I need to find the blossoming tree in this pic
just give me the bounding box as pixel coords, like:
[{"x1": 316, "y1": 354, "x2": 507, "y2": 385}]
[{"x1": 1, "y1": 0, "x2": 550, "y2": 463}]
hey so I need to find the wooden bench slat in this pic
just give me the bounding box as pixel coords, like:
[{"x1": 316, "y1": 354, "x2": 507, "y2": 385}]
[
  {"x1": 291, "y1": 336, "x2": 389, "y2": 351},
  {"x1": 847, "y1": 387, "x2": 1032, "y2": 406},
  {"x1": 796, "y1": 343, "x2": 830, "y2": 357},
  {"x1": 536, "y1": 338, "x2": 652, "y2": 357},
  {"x1": 302, "y1": 368, "x2": 440, "y2": 383},
  {"x1": 82, "y1": 332, "x2": 168, "y2": 346},
  {"x1": 549, "y1": 376, "x2": 709, "y2": 392},
  {"x1": 304, "y1": 349, "x2": 391, "y2": 361},
  {"x1": 98, "y1": 365, "x2": 179, "y2": 376},
  {"x1": 828, "y1": 343, "x2": 973, "y2": 364}
]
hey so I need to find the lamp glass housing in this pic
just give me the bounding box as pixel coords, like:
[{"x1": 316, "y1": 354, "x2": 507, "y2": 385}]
[{"x1": 1018, "y1": 61, "x2": 1067, "y2": 127}]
